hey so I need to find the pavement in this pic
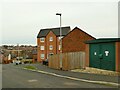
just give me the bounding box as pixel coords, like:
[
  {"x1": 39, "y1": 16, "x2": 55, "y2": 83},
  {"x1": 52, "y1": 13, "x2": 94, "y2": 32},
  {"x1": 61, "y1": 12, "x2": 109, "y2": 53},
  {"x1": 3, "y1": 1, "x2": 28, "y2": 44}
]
[
  {"x1": 15, "y1": 63, "x2": 119, "y2": 85},
  {"x1": 2, "y1": 64, "x2": 117, "y2": 88}
]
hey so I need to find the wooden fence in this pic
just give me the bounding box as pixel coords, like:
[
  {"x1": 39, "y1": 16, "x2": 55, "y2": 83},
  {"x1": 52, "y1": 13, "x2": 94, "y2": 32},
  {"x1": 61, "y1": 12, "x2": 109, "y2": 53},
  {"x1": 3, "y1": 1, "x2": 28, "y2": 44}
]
[{"x1": 48, "y1": 52, "x2": 85, "y2": 70}]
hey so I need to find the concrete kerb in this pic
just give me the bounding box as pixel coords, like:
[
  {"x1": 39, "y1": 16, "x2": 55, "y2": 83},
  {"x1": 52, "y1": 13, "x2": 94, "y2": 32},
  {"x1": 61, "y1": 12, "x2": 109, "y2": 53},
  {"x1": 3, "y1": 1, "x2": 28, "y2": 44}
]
[
  {"x1": 23, "y1": 68, "x2": 120, "y2": 87},
  {"x1": 71, "y1": 67, "x2": 120, "y2": 76}
]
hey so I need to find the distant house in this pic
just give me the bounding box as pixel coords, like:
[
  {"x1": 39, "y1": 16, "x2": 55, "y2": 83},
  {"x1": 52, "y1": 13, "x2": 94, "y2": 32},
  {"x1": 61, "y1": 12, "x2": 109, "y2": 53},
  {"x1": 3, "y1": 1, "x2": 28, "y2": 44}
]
[
  {"x1": 37, "y1": 26, "x2": 71, "y2": 62},
  {"x1": 0, "y1": 52, "x2": 4, "y2": 64},
  {"x1": 62, "y1": 27, "x2": 95, "y2": 53},
  {"x1": 32, "y1": 49, "x2": 37, "y2": 63}
]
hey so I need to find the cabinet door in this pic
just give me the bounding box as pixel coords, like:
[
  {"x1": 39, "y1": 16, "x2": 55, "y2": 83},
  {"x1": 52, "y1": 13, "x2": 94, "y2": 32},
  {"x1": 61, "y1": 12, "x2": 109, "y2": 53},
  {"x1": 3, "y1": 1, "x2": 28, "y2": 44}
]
[
  {"x1": 89, "y1": 44, "x2": 101, "y2": 69},
  {"x1": 100, "y1": 43, "x2": 115, "y2": 71}
]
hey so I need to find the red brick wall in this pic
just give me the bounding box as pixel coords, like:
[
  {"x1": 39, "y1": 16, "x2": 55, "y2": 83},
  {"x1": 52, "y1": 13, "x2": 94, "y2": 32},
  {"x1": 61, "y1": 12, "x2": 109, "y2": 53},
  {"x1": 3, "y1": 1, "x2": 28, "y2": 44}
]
[
  {"x1": 85, "y1": 44, "x2": 89, "y2": 67},
  {"x1": 57, "y1": 37, "x2": 60, "y2": 54},
  {"x1": 62, "y1": 27, "x2": 95, "y2": 53},
  {"x1": 37, "y1": 38, "x2": 46, "y2": 62},
  {"x1": 32, "y1": 54, "x2": 37, "y2": 63},
  {"x1": 37, "y1": 38, "x2": 40, "y2": 62},
  {"x1": 116, "y1": 42, "x2": 120, "y2": 72},
  {"x1": 37, "y1": 31, "x2": 60, "y2": 62},
  {"x1": 46, "y1": 31, "x2": 57, "y2": 57}
]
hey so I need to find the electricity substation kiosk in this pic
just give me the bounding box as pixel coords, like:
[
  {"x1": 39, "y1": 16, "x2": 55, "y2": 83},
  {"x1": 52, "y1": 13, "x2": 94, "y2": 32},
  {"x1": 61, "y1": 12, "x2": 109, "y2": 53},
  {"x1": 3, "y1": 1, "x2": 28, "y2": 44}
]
[{"x1": 85, "y1": 38, "x2": 120, "y2": 72}]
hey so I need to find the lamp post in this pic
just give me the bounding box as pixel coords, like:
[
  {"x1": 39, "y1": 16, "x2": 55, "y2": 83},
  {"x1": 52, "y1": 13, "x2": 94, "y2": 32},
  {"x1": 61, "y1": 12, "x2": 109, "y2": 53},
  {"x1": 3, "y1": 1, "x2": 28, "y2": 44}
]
[{"x1": 56, "y1": 13, "x2": 62, "y2": 69}]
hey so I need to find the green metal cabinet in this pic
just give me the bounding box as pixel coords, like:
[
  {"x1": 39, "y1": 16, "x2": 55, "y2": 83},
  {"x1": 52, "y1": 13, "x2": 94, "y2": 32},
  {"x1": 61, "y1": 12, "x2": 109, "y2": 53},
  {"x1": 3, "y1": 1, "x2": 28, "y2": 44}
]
[
  {"x1": 89, "y1": 44, "x2": 100, "y2": 69},
  {"x1": 89, "y1": 42, "x2": 115, "y2": 71}
]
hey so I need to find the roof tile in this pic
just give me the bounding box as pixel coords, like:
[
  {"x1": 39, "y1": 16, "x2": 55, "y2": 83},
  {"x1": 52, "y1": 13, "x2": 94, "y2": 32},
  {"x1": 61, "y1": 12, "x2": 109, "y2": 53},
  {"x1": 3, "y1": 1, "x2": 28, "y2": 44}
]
[{"x1": 37, "y1": 26, "x2": 70, "y2": 38}]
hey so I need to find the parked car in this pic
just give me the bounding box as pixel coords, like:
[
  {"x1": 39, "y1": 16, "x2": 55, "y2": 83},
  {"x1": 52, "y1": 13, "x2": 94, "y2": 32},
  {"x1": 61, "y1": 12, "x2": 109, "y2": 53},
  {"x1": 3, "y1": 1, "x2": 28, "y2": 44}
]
[
  {"x1": 42, "y1": 59, "x2": 48, "y2": 66},
  {"x1": 16, "y1": 57, "x2": 23, "y2": 60},
  {"x1": 16, "y1": 60, "x2": 22, "y2": 65},
  {"x1": 13, "y1": 60, "x2": 22, "y2": 65}
]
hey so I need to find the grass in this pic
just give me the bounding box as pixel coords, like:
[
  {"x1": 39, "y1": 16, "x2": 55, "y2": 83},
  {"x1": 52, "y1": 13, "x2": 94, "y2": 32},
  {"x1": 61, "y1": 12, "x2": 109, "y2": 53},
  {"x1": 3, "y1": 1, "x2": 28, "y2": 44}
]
[{"x1": 24, "y1": 65, "x2": 37, "y2": 70}]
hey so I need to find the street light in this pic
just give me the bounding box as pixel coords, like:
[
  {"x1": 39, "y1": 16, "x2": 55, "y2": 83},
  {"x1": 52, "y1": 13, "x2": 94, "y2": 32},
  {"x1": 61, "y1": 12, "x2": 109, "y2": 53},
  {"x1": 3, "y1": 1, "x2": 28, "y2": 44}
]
[
  {"x1": 56, "y1": 13, "x2": 62, "y2": 44},
  {"x1": 56, "y1": 13, "x2": 62, "y2": 69}
]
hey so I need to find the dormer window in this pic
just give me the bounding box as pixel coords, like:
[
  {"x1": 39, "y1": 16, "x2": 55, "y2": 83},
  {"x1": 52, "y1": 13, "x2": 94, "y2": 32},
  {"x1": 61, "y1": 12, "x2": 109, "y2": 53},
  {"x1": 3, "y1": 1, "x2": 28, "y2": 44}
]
[
  {"x1": 49, "y1": 37, "x2": 53, "y2": 41},
  {"x1": 40, "y1": 38, "x2": 45, "y2": 42}
]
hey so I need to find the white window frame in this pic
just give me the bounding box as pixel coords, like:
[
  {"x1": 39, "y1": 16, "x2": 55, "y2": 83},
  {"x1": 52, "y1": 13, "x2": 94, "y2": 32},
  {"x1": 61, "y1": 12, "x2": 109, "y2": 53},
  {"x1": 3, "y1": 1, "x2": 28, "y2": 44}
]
[
  {"x1": 40, "y1": 46, "x2": 44, "y2": 50},
  {"x1": 49, "y1": 37, "x2": 53, "y2": 41},
  {"x1": 59, "y1": 45, "x2": 61, "y2": 50},
  {"x1": 40, "y1": 38, "x2": 45, "y2": 42},
  {"x1": 49, "y1": 45, "x2": 53, "y2": 50},
  {"x1": 58, "y1": 36, "x2": 63, "y2": 40},
  {"x1": 40, "y1": 54, "x2": 45, "y2": 59}
]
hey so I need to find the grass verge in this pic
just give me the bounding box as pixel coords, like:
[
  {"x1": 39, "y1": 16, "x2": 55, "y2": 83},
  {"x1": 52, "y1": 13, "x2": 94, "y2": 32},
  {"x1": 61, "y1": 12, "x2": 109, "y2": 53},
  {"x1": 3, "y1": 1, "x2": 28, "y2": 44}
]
[{"x1": 24, "y1": 65, "x2": 37, "y2": 70}]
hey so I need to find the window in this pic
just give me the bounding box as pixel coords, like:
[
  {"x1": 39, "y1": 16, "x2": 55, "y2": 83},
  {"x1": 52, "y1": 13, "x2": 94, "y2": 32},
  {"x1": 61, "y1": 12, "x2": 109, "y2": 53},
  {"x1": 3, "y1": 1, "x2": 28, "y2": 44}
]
[
  {"x1": 49, "y1": 45, "x2": 53, "y2": 50},
  {"x1": 40, "y1": 38, "x2": 45, "y2": 42},
  {"x1": 49, "y1": 37, "x2": 53, "y2": 41},
  {"x1": 58, "y1": 36, "x2": 63, "y2": 41},
  {"x1": 41, "y1": 54, "x2": 45, "y2": 59},
  {"x1": 49, "y1": 53, "x2": 53, "y2": 56},
  {"x1": 40, "y1": 46, "x2": 44, "y2": 50},
  {"x1": 59, "y1": 45, "x2": 61, "y2": 50}
]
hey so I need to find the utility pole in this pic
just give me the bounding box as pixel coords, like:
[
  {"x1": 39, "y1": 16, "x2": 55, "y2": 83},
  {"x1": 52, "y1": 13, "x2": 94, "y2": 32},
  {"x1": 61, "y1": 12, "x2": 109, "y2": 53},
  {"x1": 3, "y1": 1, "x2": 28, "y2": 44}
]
[{"x1": 56, "y1": 13, "x2": 62, "y2": 69}]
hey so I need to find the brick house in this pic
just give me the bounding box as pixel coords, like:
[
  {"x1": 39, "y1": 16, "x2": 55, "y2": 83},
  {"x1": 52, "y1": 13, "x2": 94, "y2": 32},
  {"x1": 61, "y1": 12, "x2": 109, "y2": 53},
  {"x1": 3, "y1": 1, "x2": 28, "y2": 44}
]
[
  {"x1": 62, "y1": 27, "x2": 95, "y2": 53},
  {"x1": 37, "y1": 26, "x2": 70, "y2": 62},
  {"x1": 32, "y1": 49, "x2": 37, "y2": 63}
]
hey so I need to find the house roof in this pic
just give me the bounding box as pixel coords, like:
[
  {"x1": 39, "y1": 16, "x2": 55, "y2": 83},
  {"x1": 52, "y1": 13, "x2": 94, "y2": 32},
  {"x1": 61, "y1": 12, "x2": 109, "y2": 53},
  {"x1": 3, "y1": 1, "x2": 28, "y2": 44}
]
[
  {"x1": 85, "y1": 38, "x2": 120, "y2": 44},
  {"x1": 37, "y1": 26, "x2": 70, "y2": 38},
  {"x1": 62, "y1": 27, "x2": 96, "y2": 40}
]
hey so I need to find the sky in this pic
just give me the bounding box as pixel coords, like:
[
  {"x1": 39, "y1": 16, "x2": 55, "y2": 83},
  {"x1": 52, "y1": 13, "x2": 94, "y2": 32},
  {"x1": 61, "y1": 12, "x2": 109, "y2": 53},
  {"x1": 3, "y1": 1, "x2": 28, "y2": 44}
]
[{"x1": 0, "y1": 0, "x2": 119, "y2": 45}]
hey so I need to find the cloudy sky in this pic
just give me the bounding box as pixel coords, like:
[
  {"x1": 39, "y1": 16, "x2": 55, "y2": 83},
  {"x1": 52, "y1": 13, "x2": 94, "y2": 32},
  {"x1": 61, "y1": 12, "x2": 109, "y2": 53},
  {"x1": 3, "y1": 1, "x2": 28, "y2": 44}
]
[{"x1": 0, "y1": 0, "x2": 119, "y2": 45}]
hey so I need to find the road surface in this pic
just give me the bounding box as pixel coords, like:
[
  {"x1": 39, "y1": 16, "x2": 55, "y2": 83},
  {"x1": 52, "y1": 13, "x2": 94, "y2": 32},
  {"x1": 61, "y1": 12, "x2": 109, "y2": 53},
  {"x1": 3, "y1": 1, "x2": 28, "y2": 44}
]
[{"x1": 2, "y1": 64, "x2": 117, "y2": 88}]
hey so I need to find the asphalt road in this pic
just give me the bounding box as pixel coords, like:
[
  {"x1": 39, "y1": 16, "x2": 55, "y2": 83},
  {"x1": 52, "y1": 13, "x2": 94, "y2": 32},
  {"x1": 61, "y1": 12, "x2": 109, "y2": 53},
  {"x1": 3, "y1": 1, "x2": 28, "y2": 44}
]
[{"x1": 2, "y1": 64, "x2": 117, "y2": 88}]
